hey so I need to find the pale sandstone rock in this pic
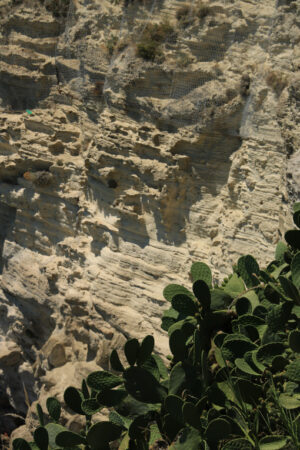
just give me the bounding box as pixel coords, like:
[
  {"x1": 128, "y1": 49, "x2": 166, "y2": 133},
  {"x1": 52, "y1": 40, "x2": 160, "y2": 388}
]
[{"x1": 0, "y1": 0, "x2": 298, "y2": 437}]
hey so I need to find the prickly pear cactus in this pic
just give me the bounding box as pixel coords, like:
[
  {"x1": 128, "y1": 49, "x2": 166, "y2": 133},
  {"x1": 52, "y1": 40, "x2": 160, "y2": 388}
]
[{"x1": 14, "y1": 205, "x2": 300, "y2": 449}]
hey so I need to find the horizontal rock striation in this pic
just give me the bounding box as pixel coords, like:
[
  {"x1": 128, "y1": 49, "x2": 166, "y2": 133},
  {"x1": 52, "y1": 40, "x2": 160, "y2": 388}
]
[{"x1": 0, "y1": 0, "x2": 299, "y2": 436}]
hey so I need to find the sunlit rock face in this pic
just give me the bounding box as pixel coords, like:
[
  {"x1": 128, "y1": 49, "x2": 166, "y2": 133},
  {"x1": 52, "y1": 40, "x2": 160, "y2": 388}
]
[{"x1": 0, "y1": 0, "x2": 299, "y2": 435}]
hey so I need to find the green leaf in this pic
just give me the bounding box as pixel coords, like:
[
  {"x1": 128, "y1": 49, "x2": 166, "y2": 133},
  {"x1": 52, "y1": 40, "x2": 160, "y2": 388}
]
[
  {"x1": 33, "y1": 427, "x2": 48, "y2": 450},
  {"x1": 86, "y1": 422, "x2": 123, "y2": 447},
  {"x1": 278, "y1": 393, "x2": 300, "y2": 409},
  {"x1": 289, "y1": 330, "x2": 300, "y2": 353},
  {"x1": 293, "y1": 203, "x2": 300, "y2": 228},
  {"x1": 81, "y1": 398, "x2": 102, "y2": 415},
  {"x1": 278, "y1": 276, "x2": 300, "y2": 304},
  {"x1": 13, "y1": 439, "x2": 32, "y2": 450},
  {"x1": 124, "y1": 338, "x2": 140, "y2": 366},
  {"x1": 292, "y1": 252, "x2": 300, "y2": 289},
  {"x1": 190, "y1": 262, "x2": 212, "y2": 287},
  {"x1": 149, "y1": 423, "x2": 163, "y2": 446},
  {"x1": 210, "y1": 289, "x2": 232, "y2": 310},
  {"x1": 237, "y1": 255, "x2": 260, "y2": 288},
  {"x1": 221, "y1": 336, "x2": 257, "y2": 362},
  {"x1": 259, "y1": 435, "x2": 288, "y2": 449},
  {"x1": 172, "y1": 294, "x2": 198, "y2": 315},
  {"x1": 192, "y1": 280, "x2": 211, "y2": 310},
  {"x1": 55, "y1": 431, "x2": 86, "y2": 447},
  {"x1": 97, "y1": 389, "x2": 128, "y2": 407},
  {"x1": 137, "y1": 335, "x2": 155, "y2": 365},
  {"x1": 256, "y1": 343, "x2": 285, "y2": 366},
  {"x1": 110, "y1": 349, "x2": 125, "y2": 372},
  {"x1": 233, "y1": 378, "x2": 261, "y2": 405},
  {"x1": 46, "y1": 397, "x2": 61, "y2": 422},
  {"x1": 109, "y1": 411, "x2": 131, "y2": 429},
  {"x1": 286, "y1": 359, "x2": 300, "y2": 383},
  {"x1": 163, "y1": 284, "x2": 194, "y2": 302},
  {"x1": 87, "y1": 371, "x2": 123, "y2": 391},
  {"x1": 64, "y1": 387, "x2": 85, "y2": 415},
  {"x1": 205, "y1": 418, "x2": 231, "y2": 442},
  {"x1": 81, "y1": 379, "x2": 89, "y2": 399},
  {"x1": 141, "y1": 355, "x2": 160, "y2": 380}
]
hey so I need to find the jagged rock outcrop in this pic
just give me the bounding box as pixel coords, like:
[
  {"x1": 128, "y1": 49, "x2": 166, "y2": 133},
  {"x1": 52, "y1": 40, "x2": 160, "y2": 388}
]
[{"x1": 0, "y1": 0, "x2": 299, "y2": 438}]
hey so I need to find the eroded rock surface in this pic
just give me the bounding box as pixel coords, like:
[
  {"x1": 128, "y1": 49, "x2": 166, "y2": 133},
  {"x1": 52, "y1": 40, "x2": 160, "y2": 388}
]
[{"x1": 0, "y1": 0, "x2": 299, "y2": 436}]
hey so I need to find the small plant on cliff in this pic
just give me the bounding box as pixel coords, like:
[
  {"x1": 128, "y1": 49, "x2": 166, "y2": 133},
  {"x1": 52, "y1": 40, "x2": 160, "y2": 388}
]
[
  {"x1": 136, "y1": 22, "x2": 176, "y2": 61},
  {"x1": 13, "y1": 204, "x2": 300, "y2": 449}
]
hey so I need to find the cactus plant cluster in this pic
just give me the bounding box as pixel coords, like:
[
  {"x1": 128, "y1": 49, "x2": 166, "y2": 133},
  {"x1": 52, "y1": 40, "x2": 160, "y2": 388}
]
[{"x1": 14, "y1": 204, "x2": 300, "y2": 449}]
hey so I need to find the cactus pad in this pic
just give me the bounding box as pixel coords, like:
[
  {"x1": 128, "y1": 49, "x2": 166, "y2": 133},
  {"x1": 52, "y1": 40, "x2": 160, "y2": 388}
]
[
  {"x1": 190, "y1": 262, "x2": 212, "y2": 286},
  {"x1": 87, "y1": 371, "x2": 123, "y2": 391}
]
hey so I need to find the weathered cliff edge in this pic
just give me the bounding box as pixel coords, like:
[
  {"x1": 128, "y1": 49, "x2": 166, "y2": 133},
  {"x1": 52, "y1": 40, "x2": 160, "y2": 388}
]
[{"x1": 0, "y1": 0, "x2": 299, "y2": 437}]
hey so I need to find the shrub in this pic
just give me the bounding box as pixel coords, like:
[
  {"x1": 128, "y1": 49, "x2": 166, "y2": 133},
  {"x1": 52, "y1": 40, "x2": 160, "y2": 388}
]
[
  {"x1": 197, "y1": 2, "x2": 211, "y2": 19},
  {"x1": 176, "y1": 5, "x2": 194, "y2": 28},
  {"x1": 266, "y1": 71, "x2": 288, "y2": 96},
  {"x1": 13, "y1": 203, "x2": 300, "y2": 449},
  {"x1": 136, "y1": 21, "x2": 176, "y2": 61}
]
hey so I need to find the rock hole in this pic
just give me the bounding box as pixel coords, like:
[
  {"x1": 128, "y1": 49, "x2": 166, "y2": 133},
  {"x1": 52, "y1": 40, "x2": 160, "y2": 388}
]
[{"x1": 108, "y1": 179, "x2": 118, "y2": 189}]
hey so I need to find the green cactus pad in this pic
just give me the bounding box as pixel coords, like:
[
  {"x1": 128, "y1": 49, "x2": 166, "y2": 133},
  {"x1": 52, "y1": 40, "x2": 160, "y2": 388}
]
[
  {"x1": 285, "y1": 230, "x2": 300, "y2": 250},
  {"x1": 149, "y1": 423, "x2": 163, "y2": 446},
  {"x1": 97, "y1": 389, "x2": 128, "y2": 407},
  {"x1": 163, "y1": 284, "x2": 194, "y2": 302},
  {"x1": 171, "y1": 427, "x2": 203, "y2": 450},
  {"x1": 110, "y1": 349, "x2": 125, "y2": 372},
  {"x1": 36, "y1": 404, "x2": 44, "y2": 427},
  {"x1": 171, "y1": 294, "x2": 198, "y2": 315},
  {"x1": 235, "y1": 297, "x2": 252, "y2": 316},
  {"x1": 124, "y1": 338, "x2": 140, "y2": 366},
  {"x1": 63, "y1": 387, "x2": 85, "y2": 415},
  {"x1": 192, "y1": 280, "x2": 211, "y2": 310},
  {"x1": 46, "y1": 397, "x2": 61, "y2": 422},
  {"x1": 259, "y1": 435, "x2": 288, "y2": 449},
  {"x1": 222, "y1": 438, "x2": 252, "y2": 449},
  {"x1": 210, "y1": 289, "x2": 232, "y2": 310},
  {"x1": 123, "y1": 366, "x2": 167, "y2": 403},
  {"x1": 275, "y1": 241, "x2": 288, "y2": 262},
  {"x1": 12, "y1": 439, "x2": 32, "y2": 450},
  {"x1": 182, "y1": 402, "x2": 202, "y2": 430},
  {"x1": 266, "y1": 302, "x2": 293, "y2": 332},
  {"x1": 81, "y1": 398, "x2": 102, "y2": 415},
  {"x1": 86, "y1": 422, "x2": 123, "y2": 447},
  {"x1": 205, "y1": 417, "x2": 231, "y2": 442},
  {"x1": 195, "y1": 396, "x2": 208, "y2": 414},
  {"x1": 256, "y1": 342, "x2": 285, "y2": 366},
  {"x1": 233, "y1": 378, "x2": 262, "y2": 404},
  {"x1": 140, "y1": 355, "x2": 160, "y2": 380},
  {"x1": 45, "y1": 423, "x2": 66, "y2": 449},
  {"x1": 169, "y1": 329, "x2": 188, "y2": 361},
  {"x1": 109, "y1": 411, "x2": 132, "y2": 429},
  {"x1": 278, "y1": 393, "x2": 300, "y2": 409},
  {"x1": 271, "y1": 355, "x2": 288, "y2": 372},
  {"x1": 163, "y1": 413, "x2": 184, "y2": 443},
  {"x1": 168, "y1": 318, "x2": 196, "y2": 338},
  {"x1": 237, "y1": 255, "x2": 260, "y2": 287},
  {"x1": 289, "y1": 330, "x2": 300, "y2": 353},
  {"x1": 165, "y1": 394, "x2": 184, "y2": 423},
  {"x1": 280, "y1": 275, "x2": 300, "y2": 304},
  {"x1": 286, "y1": 359, "x2": 300, "y2": 383},
  {"x1": 291, "y1": 252, "x2": 300, "y2": 289},
  {"x1": 169, "y1": 362, "x2": 186, "y2": 395},
  {"x1": 33, "y1": 427, "x2": 48, "y2": 450},
  {"x1": 293, "y1": 203, "x2": 300, "y2": 228},
  {"x1": 221, "y1": 336, "x2": 257, "y2": 362},
  {"x1": 55, "y1": 431, "x2": 87, "y2": 447},
  {"x1": 190, "y1": 262, "x2": 212, "y2": 286},
  {"x1": 234, "y1": 358, "x2": 260, "y2": 376},
  {"x1": 137, "y1": 335, "x2": 155, "y2": 365},
  {"x1": 224, "y1": 273, "x2": 245, "y2": 298},
  {"x1": 87, "y1": 371, "x2": 123, "y2": 391}
]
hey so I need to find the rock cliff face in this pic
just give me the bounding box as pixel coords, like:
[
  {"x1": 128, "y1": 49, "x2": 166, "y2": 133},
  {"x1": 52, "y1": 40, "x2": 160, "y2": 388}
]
[{"x1": 0, "y1": 0, "x2": 299, "y2": 437}]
